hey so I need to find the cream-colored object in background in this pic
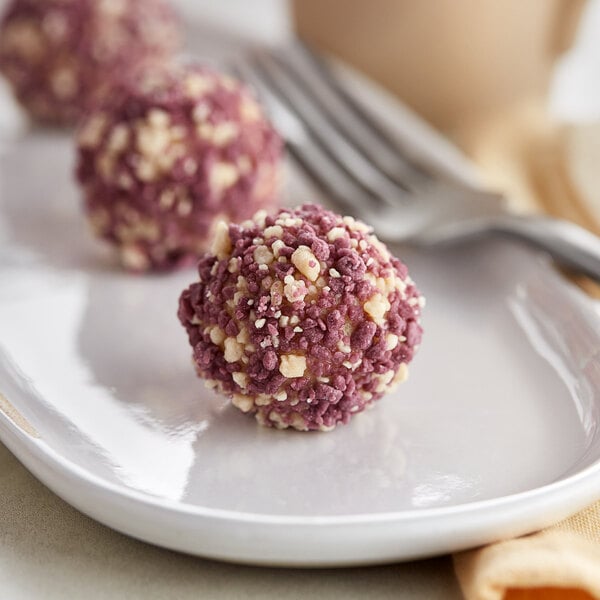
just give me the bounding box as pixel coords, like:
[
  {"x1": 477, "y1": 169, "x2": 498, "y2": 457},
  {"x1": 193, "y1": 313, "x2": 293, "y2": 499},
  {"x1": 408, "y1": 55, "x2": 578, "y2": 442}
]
[
  {"x1": 294, "y1": 0, "x2": 585, "y2": 138},
  {"x1": 565, "y1": 122, "x2": 600, "y2": 231}
]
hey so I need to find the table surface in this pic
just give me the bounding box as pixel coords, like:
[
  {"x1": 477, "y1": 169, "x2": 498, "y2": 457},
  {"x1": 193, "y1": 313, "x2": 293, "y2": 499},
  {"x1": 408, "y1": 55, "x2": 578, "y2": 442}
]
[{"x1": 1, "y1": 1, "x2": 599, "y2": 597}]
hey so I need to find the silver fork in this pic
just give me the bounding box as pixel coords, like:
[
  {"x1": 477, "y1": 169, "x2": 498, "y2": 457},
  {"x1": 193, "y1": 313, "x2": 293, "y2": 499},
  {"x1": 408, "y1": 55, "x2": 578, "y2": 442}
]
[{"x1": 232, "y1": 41, "x2": 600, "y2": 283}]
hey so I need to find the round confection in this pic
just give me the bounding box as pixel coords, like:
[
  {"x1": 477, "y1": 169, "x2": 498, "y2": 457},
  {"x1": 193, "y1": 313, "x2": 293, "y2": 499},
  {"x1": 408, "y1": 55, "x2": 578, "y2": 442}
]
[
  {"x1": 75, "y1": 64, "x2": 283, "y2": 271},
  {"x1": 0, "y1": 0, "x2": 180, "y2": 125},
  {"x1": 178, "y1": 204, "x2": 424, "y2": 432}
]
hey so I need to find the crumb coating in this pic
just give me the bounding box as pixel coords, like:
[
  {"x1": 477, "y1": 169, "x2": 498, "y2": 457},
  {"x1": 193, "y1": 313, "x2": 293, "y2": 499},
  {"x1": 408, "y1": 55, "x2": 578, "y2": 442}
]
[
  {"x1": 75, "y1": 64, "x2": 283, "y2": 271},
  {"x1": 0, "y1": 0, "x2": 180, "y2": 124},
  {"x1": 178, "y1": 204, "x2": 424, "y2": 431}
]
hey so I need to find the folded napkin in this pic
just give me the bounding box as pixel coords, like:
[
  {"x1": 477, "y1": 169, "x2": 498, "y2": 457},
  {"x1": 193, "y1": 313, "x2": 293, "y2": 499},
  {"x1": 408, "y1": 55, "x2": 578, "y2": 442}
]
[
  {"x1": 452, "y1": 104, "x2": 600, "y2": 600},
  {"x1": 454, "y1": 502, "x2": 600, "y2": 599}
]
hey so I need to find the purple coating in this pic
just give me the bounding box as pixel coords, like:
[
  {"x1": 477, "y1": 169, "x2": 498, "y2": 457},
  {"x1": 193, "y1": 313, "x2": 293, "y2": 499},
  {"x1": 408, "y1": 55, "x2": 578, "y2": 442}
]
[
  {"x1": 0, "y1": 0, "x2": 180, "y2": 125},
  {"x1": 75, "y1": 63, "x2": 283, "y2": 271},
  {"x1": 178, "y1": 204, "x2": 424, "y2": 432}
]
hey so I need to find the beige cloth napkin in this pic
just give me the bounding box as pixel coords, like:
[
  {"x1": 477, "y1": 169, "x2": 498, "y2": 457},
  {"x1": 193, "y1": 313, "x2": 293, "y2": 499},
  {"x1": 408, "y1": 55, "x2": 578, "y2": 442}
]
[
  {"x1": 454, "y1": 504, "x2": 600, "y2": 600},
  {"x1": 451, "y1": 104, "x2": 600, "y2": 600}
]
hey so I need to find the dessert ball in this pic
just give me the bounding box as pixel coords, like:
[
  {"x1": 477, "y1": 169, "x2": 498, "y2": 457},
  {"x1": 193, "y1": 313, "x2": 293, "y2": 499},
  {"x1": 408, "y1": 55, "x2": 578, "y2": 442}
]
[
  {"x1": 75, "y1": 64, "x2": 283, "y2": 271},
  {"x1": 0, "y1": 0, "x2": 180, "y2": 124},
  {"x1": 178, "y1": 204, "x2": 424, "y2": 432}
]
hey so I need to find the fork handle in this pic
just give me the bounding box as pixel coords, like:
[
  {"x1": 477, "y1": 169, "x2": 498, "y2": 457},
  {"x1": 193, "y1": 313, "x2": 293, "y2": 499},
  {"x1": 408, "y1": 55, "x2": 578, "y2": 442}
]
[{"x1": 491, "y1": 214, "x2": 600, "y2": 282}]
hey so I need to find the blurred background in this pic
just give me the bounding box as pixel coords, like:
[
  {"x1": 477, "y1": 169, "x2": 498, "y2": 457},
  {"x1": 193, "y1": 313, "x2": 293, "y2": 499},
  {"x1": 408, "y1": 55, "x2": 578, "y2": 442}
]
[
  {"x1": 5, "y1": 0, "x2": 600, "y2": 122},
  {"x1": 3, "y1": 0, "x2": 600, "y2": 271},
  {"x1": 168, "y1": 0, "x2": 600, "y2": 122}
]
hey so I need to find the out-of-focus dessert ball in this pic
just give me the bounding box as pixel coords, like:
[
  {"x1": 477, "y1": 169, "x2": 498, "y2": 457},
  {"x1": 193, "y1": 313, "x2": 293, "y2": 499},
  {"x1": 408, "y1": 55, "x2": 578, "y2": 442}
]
[
  {"x1": 0, "y1": 0, "x2": 181, "y2": 125},
  {"x1": 178, "y1": 204, "x2": 424, "y2": 432},
  {"x1": 75, "y1": 64, "x2": 283, "y2": 271}
]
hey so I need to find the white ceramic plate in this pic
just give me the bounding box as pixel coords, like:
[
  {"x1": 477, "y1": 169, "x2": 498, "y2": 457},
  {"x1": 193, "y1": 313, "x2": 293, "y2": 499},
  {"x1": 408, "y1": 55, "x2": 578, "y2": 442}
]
[{"x1": 2, "y1": 58, "x2": 600, "y2": 567}]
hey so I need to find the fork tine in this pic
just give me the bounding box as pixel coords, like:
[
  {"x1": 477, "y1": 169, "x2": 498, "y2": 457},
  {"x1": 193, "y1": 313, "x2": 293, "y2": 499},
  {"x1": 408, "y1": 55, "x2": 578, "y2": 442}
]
[
  {"x1": 231, "y1": 57, "x2": 386, "y2": 219},
  {"x1": 293, "y1": 42, "x2": 433, "y2": 161},
  {"x1": 271, "y1": 41, "x2": 431, "y2": 190},
  {"x1": 251, "y1": 48, "x2": 412, "y2": 204}
]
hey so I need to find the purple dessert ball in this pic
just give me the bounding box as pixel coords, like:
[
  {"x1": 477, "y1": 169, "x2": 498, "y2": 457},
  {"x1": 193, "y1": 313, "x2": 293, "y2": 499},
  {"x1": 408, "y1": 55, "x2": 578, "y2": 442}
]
[
  {"x1": 178, "y1": 204, "x2": 425, "y2": 432},
  {"x1": 0, "y1": 0, "x2": 180, "y2": 125},
  {"x1": 75, "y1": 63, "x2": 283, "y2": 271}
]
